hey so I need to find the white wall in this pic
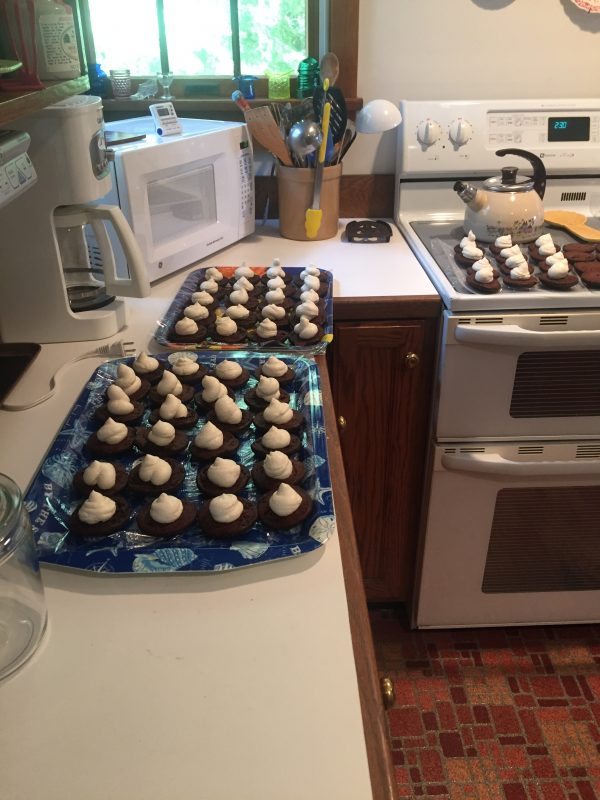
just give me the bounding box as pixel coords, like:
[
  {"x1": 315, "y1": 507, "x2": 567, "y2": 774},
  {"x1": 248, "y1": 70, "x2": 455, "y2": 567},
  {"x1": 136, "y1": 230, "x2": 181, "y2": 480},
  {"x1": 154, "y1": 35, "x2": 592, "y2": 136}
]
[{"x1": 344, "y1": 0, "x2": 600, "y2": 175}]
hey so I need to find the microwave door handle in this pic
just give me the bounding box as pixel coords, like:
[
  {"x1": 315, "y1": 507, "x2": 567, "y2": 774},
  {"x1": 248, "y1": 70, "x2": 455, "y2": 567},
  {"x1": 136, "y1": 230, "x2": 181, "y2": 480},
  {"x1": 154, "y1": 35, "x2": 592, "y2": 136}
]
[
  {"x1": 442, "y1": 451, "x2": 600, "y2": 477},
  {"x1": 86, "y1": 204, "x2": 151, "y2": 298},
  {"x1": 454, "y1": 323, "x2": 600, "y2": 348}
]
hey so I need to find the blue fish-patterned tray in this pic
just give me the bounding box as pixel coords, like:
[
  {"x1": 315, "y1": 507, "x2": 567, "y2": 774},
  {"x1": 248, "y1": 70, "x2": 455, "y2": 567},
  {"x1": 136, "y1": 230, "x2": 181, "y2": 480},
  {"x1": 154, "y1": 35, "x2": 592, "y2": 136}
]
[
  {"x1": 25, "y1": 352, "x2": 334, "y2": 574},
  {"x1": 154, "y1": 265, "x2": 333, "y2": 355}
]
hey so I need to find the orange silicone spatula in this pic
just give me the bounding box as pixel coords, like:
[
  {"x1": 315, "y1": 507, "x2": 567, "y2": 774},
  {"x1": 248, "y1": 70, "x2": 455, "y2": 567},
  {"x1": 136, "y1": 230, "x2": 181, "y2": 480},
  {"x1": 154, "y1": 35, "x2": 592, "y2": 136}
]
[{"x1": 544, "y1": 210, "x2": 600, "y2": 242}]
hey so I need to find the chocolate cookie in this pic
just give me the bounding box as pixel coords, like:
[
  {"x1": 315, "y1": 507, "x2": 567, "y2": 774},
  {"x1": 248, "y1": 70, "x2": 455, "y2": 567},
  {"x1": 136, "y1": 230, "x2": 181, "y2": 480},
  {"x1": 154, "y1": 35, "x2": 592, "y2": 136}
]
[
  {"x1": 69, "y1": 496, "x2": 131, "y2": 538},
  {"x1": 167, "y1": 323, "x2": 208, "y2": 345},
  {"x1": 197, "y1": 498, "x2": 257, "y2": 538},
  {"x1": 580, "y1": 269, "x2": 600, "y2": 289},
  {"x1": 127, "y1": 458, "x2": 186, "y2": 495},
  {"x1": 251, "y1": 459, "x2": 305, "y2": 492},
  {"x1": 148, "y1": 406, "x2": 198, "y2": 429},
  {"x1": 251, "y1": 432, "x2": 302, "y2": 458},
  {"x1": 253, "y1": 409, "x2": 304, "y2": 434},
  {"x1": 208, "y1": 325, "x2": 248, "y2": 345},
  {"x1": 502, "y1": 274, "x2": 539, "y2": 290},
  {"x1": 497, "y1": 261, "x2": 534, "y2": 276},
  {"x1": 105, "y1": 378, "x2": 150, "y2": 403},
  {"x1": 134, "y1": 427, "x2": 189, "y2": 456},
  {"x1": 243, "y1": 386, "x2": 290, "y2": 411},
  {"x1": 207, "y1": 407, "x2": 253, "y2": 435},
  {"x1": 132, "y1": 364, "x2": 165, "y2": 384},
  {"x1": 257, "y1": 487, "x2": 313, "y2": 530},
  {"x1": 465, "y1": 273, "x2": 501, "y2": 294},
  {"x1": 572, "y1": 259, "x2": 600, "y2": 275},
  {"x1": 562, "y1": 243, "x2": 596, "y2": 256},
  {"x1": 196, "y1": 463, "x2": 250, "y2": 496},
  {"x1": 194, "y1": 387, "x2": 235, "y2": 413},
  {"x1": 254, "y1": 365, "x2": 296, "y2": 385},
  {"x1": 86, "y1": 428, "x2": 136, "y2": 457},
  {"x1": 94, "y1": 400, "x2": 145, "y2": 426},
  {"x1": 538, "y1": 272, "x2": 579, "y2": 291},
  {"x1": 73, "y1": 463, "x2": 129, "y2": 497},
  {"x1": 190, "y1": 430, "x2": 239, "y2": 462},
  {"x1": 210, "y1": 365, "x2": 251, "y2": 389},
  {"x1": 136, "y1": 500, "x2": 197, "y2": 537},
  {"x1": 247, "y1": 329, "x2": 289, "y2": 346},
  {"x1": 148, "y1": 383, "x2": 195, "y2": 407},
  {"x1": 287, "y1": 327, "x2": 324, "y2": 347},
  {"x1": 169, "y1": 363, "x2": 208, "y2": 385}
]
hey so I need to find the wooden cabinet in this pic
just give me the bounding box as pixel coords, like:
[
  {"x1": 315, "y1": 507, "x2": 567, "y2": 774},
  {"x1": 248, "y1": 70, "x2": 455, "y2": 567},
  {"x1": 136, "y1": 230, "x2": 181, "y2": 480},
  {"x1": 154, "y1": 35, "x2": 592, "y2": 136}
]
[{"x1": 329, "y1": 315, "x2": 439, "y2": 602}]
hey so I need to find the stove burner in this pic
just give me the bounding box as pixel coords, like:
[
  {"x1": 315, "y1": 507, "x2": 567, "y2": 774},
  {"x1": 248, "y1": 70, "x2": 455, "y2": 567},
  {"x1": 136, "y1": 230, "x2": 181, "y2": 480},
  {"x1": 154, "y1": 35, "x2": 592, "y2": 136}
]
[{"x1": 345, "y1": 219, "x2": 392, "y2": 243}]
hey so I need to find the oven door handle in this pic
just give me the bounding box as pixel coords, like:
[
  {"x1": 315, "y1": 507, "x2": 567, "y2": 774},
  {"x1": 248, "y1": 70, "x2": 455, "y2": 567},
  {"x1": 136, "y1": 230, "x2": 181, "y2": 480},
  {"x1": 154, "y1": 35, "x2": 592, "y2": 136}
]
[
  {"x1": 442, "y1": 451, "x2": 600, "y2": 476},
  {"x1": 454, "y1": 324, "x2": 600, "y2": 348}
]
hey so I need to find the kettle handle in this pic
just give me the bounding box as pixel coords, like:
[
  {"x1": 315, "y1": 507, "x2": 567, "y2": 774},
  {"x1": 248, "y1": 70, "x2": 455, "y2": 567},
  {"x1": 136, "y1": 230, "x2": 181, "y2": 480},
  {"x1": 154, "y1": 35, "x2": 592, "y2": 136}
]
[{"x1": 495, "y1": 148, "x2": 546, "y2": 200}]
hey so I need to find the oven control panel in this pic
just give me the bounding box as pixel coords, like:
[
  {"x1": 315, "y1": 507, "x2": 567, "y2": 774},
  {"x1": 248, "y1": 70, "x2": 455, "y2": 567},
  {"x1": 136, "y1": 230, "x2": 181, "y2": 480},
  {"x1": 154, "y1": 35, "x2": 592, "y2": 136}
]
[{"x1": 398, "y1": 99, "x2": 600, "y2": 177}]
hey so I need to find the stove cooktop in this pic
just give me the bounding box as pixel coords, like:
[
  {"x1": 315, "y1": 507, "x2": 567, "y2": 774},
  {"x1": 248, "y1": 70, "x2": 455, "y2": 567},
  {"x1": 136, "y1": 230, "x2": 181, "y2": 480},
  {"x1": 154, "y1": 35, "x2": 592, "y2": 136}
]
[{"x1": 404, "y1": 220, "x2": 600, "y2": 313}]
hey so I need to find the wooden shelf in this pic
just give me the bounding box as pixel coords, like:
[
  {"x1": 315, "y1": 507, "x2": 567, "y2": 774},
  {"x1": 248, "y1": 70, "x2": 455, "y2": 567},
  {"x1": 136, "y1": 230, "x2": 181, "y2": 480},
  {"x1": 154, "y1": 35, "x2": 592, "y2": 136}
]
[{"x1": 0, "y1": 75, "x2": 90, "y2": 126}]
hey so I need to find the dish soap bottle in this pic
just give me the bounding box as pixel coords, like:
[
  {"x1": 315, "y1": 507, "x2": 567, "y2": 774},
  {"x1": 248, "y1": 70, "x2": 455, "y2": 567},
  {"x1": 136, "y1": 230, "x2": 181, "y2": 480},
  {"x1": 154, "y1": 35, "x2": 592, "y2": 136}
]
[{"x1": 36, "y1": 0, "x2": 81, "y2": 81}]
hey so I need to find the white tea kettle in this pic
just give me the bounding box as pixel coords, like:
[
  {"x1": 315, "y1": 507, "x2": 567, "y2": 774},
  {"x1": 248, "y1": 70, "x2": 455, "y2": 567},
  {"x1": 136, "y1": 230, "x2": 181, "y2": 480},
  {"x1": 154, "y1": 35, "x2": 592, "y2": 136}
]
[{"x1": 453, "y1": 148, "x2": 547, "y2": 243}]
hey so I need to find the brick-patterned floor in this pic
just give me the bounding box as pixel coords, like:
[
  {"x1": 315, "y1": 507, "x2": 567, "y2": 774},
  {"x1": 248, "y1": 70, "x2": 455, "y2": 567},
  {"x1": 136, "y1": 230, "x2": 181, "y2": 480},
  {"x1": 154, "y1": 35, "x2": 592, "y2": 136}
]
[{"x1": 369, "y1": 606, "x2": 600, "y2": 800}]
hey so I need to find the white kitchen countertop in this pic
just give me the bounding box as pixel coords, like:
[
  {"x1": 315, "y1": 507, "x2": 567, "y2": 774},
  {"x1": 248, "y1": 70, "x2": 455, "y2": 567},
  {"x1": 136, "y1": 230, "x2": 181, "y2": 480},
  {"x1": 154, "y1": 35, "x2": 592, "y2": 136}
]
[{"x1": 0, "y1": 220, "x2": 434, "y2": 800}]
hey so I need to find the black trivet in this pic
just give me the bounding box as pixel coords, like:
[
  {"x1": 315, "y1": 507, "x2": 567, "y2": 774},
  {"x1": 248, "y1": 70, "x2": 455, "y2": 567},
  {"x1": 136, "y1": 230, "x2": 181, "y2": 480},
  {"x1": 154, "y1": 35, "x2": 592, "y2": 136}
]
[{"x1": 345, "y1": 219, "x2": 393, "y2": 243}]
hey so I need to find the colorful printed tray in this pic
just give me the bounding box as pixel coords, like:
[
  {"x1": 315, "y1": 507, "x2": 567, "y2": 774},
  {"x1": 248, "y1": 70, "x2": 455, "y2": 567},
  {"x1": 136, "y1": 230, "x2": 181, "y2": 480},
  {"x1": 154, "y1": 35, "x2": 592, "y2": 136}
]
[
  {"x1": 154, "y1": 266, "x2": 333, "y2": 354},
  {"x1": 25, "y1": 352, "x2": 334, "y2": 574}
]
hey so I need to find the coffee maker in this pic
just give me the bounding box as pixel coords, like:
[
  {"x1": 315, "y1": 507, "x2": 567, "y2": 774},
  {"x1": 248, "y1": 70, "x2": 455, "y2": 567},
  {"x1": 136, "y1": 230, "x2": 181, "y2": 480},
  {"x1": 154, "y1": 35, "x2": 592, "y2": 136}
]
[{"x1": 0, "y1": 95, "x2": 150, "y2": 343}]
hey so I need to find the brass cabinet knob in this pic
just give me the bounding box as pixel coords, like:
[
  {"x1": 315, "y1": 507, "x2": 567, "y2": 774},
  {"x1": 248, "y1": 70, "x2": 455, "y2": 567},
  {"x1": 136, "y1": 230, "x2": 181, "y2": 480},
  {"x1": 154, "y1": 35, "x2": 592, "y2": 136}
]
[
  {"x1": 337, "y1": 415, "x2": 347, "y2": 431},
  {"x1": 380, "y1": 676, "x2": 395, "y2": 709},
  {"x1": 405, "y1": 352, "x2": 420, "y2": 369}
]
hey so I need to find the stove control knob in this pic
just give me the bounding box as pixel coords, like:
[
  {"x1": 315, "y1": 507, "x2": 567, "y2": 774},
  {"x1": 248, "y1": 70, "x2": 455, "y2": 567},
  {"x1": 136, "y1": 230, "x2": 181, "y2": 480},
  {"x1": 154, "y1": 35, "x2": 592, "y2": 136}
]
[
  {"x1": 449, "y1": 118, "x2": 473, "y2": 147},
  {"x1": 416, "y1": 119, "x2": 441, "y2": 147}
]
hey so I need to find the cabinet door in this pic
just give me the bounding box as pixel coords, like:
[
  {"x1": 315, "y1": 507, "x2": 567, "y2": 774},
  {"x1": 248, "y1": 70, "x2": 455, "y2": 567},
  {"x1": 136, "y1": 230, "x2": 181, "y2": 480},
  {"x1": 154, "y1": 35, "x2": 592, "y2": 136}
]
[{"x1": 330, "y1": 320, "x2": 436, "y2": 601}]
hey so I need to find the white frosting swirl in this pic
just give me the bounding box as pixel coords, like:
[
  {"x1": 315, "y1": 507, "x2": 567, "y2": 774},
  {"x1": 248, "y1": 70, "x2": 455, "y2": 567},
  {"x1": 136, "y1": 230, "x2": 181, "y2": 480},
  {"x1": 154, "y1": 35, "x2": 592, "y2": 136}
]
[
  {"x1": 194, "y1": 421, "x2": 224, "y2": 450},
  {"x1": 229, "y1": 288, "x2": 249, "y2": 305},
  {"x1": 172, "y1": 355, "x2": 200, "y2": 378},
  {"x1": 205, "y1": 267, "x2": 224, "y2": 282},
  {"x1": 510, "y1": 261, "x2": 532, "y2": 280},
  {"x1": 300, "y1": 289, "x2": 320, "y2": 304},
  {"x1": 460, "y1": 230, "x2": 477, "y2": 248},
  {"x1": 494, "y1": 234, "x2": 512, "y2": 249},
  {"x1": 301, "y1": 275, "x2": 320, "y2": 292},
  {"x1": 500, "y1": 244, "x2": 522, "y2": 259},
  {"x1": 201, "y1": 375, "x2": 228, "y2": 403},
  {"x1": 233, "y1": 276, "x2": 254, "y2": 292},
  {"x1": 267, "y1": 276, "x2": 286, "y2": 290},
  {"x1": 215, "y1": 316, "x2": 238, "y2": 337},
  {"x1": 535, "y1": 233, "x2": 556, "y2": 256},
  {"x1": 214, "y1": 395, "x2": 242, "y2": 424},
  {"x1": 156, "y1": 371, "x2": 183, "y2": 398},
  {"x1": 262, "y1": 356, "x2": 288, "y2": 378},
  {"x1": 133, "y1": 351, "x2": 159, "y2": 374},
  {"x1": 83, "y1": 461, "x2": 116, "y2": 490},
  {"x1": 78, "y1": 490, "x2": 116, "y2": 524},
  {"x1": 115, "y1": 364, "x2": 142, "y2": 396},
  {"x1": 506, "y1": 252, "x2": 527, "y2": 269},
  {"x1": 475, "y1": 265, "x2": 495, "y2": 284},
  {"x1": 268, "y1": 483, "x2": 302, "y2": 517},
  {"x1": 265, "y1": 288, "x2": 285, "y2": 305},
  {"x1": 295, "y1": 300, "x2": 319, "y2": 319},
  {"x1": 263, "y1": 398, "x2": 293, "y2": 424},
  {"x1": 545, "y1": 252, "x2": 567, "y2": 267},
  {"x1": 462, "y1": 242, "x2": 484, "y2": 259},
  {"x1": 294, "y1": 316, "x2": 319, "y2": 340},
  {"x1": 261, "y1": 425, "x2": 291, "y2": 449},
  {"x1": 264, "y1": 451, "x2": 293, "y2": 480},
  {"x1": 138, "y1": 454, "x2": 172, "y2": 485},
  {"x1": 106, "y1": 384, "x2": 135, "y2": 415},
  {"x1": 256, "y1": 319, "x2": 278, "y2": 339},
  {"x1": 175, "y1": 317, "x2": 199, "y2": 336},
  {"x1": 207, "y1": 458, "x2": 241, "y2": 488},
  {"x1": 215, "y1": 360, "x2": 243, "y2": 380},
  {"x1": 147, "y1": 420, "x2": 176, "y2": 447},
  {"x1": 97, "y1": 417, "x2": 128, "y2": 445},
  {"x1": 159, "y1": 393, "x2": 188, "y2": 420},
  {"x1": 256, "y1": 375, "x2": 280, "y2": 402},
  {"x1": 184, "y1": 302, "x2": 210, "y2": 321},
  {"x1": 150, "y1": 493, "x2": 183, "y2": 524},
  {"x1": 199, "y1": 278, "x2": 219, "y2": 294},
  {"x1": 300, "y1": 264, "x2": 320, "y2": 280},
  {"x1": 209, "y1": 493, "x2": 243, "y2": 523},
  {"x1": 234, "y1": 263, "x2": 254, "y2": 280},
  {"x1": 190, "y1": 290, "x2": 215, "y2": 306},
  {"x1": 548, "y1": 261, "x2": 570, "y2": 279},
  {"x1": 261, "y1": 303, "x2": 286, "y2": 321},
  {"x1": 226, "y1": 304, "x2": 250, "y2": 321},
  {"x1": 471, "y1": 257, "x2": 492, "y2": 272},
  {"x1": 266, "y1": 263, "x2": 286, "y2": 279}
]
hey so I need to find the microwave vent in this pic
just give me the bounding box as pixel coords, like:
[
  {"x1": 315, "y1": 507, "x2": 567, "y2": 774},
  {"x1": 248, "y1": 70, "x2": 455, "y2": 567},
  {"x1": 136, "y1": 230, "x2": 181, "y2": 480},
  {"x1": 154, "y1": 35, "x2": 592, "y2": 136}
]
[
  {"x1": 517, "y1": 446, "x2": 545, "y2": 455},
  {"x1": 576, "y1": 443, "x2": 600, "y2": 459},
  {"x1": 459, "y1": 446, "x2": 485, "y2": 453},
  {"x1": 457, "y1": 317, "x2": 471, "y2": 325},
  {"x1": 444, "y1": 447, "x2": 457, "y2": 454},
  {"x1": 475, "y1": 317, "x2": 504, "y2": 325},
  {"x1": 560, "y1": 191, "x2": 586, "y2": 202},
  {"x1": 539, "y1": 315, "x2": 568, "y2": 327}
]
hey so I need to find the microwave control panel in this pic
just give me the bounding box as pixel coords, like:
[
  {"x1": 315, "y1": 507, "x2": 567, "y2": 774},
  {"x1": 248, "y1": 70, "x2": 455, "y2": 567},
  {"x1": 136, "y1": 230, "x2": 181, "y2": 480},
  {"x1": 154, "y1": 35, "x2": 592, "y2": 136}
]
[{"x1": 239, "y1": 139, "x2": 254, "y2": 220}]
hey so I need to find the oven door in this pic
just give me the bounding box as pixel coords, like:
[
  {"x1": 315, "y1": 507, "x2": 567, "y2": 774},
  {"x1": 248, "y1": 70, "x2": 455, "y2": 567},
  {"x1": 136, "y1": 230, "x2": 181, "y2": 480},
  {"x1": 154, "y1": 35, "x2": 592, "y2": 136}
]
[
  {"x1": 413, "y1": 440, "x2": 600, "y2": 628},
  {"x1": 436, "y1": 310, "x2": 600, "y2": 441}
]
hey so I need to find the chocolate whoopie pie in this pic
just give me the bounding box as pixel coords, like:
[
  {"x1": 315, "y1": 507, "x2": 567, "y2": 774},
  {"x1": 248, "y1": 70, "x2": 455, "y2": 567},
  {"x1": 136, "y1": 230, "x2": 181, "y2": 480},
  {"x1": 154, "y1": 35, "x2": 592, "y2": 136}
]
[
  {"x1": 148, "y1": 383, "x2": 195, "y2": 407},
  {"x1": 190, "y1": 430, "x2": 239, "y2": 462},
  {"x1": 251, "y1": 458, "x2": 305, "y2": 492},
  {"x1": 253, "y1": 408, "x2": 304, "y2": 434},
  {"x1": 135, "y1": 426, "x2": 189, "y2": 456},
  {"x1": 69, "y1": 496, "x2": 131, "y2": 538},
  {"x1": 258, "y1": 486, "x2": 313, "y2": 531},
  {"x1": 197, "y1": 497, "x2": 257, "y2": 538},
  {"x1": 148, "y1": 405, "x2": 199, "y2": 429},
  {"x1": 127, "y1": 457, "x2": 186, "y2": 495},
  {"x1": 136, "y1": 499, "x2": 197, "y2": 538},
  {"x1": 86, "y1": 427, "x2": 136, "y2": 457},
  {"x1": 465, "y1": 273, "x2": 501, "y2": 294},
  {"x1": 538, "y1": 272, "x2": 579, "y2": 291},
  {"x1": 196, "y1": 462, "x2": 250, "y2": 497},
  {"x1": 502, "y1": 274, "x2": 539, "y2": 290},
  {"x1": 73, "y1": 463, "x2": 129, "y2": 497},
  {"x1": 243, "y1": 385, "x2": 290, "y2": 411},
  {"x1": 94, "y1": 400, "x2": 145, "y2": 426}
]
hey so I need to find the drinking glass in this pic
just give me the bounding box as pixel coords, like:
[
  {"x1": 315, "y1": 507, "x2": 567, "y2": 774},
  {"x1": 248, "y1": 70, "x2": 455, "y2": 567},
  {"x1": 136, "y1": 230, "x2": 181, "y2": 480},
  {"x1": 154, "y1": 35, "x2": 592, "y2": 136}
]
[
  {"x1": 157, "y1": 72, "x2": 174, "y2": 100},
  {"x1": 109, "y1": 69, "x2": 132, "y2": 98}
]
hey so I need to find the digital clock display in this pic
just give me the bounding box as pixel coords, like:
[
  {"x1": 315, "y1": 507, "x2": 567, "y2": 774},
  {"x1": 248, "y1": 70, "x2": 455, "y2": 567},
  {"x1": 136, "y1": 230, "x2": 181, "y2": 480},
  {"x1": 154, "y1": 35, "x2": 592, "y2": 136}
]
[{"x1": 548, "y1": 116, "x2": 590, "y2": 142}]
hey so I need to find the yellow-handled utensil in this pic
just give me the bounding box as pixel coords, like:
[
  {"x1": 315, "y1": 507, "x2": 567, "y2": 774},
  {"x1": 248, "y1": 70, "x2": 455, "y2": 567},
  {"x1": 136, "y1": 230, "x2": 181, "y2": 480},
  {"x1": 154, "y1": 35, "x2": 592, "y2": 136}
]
[{"x1": 305, "y1": 81, "x2": 331, "y2": 239}]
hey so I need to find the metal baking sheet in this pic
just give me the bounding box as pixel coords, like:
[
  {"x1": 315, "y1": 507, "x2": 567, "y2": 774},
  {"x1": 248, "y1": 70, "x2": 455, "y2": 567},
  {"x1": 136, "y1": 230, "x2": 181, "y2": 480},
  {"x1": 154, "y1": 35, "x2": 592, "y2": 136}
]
[
  {"x1": 24, "y1": 351, "x2": 334, "y2": 574},
  {"x1": 153, "y1": 266, "x2": 333, "y2": 354}
]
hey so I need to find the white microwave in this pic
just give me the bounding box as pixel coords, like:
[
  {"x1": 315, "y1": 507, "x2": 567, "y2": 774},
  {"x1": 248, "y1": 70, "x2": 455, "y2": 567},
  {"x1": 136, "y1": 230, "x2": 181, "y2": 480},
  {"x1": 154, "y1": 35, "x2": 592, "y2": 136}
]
[{"x1": 99, "y1": 116, "x2": 255, "y2": 282}]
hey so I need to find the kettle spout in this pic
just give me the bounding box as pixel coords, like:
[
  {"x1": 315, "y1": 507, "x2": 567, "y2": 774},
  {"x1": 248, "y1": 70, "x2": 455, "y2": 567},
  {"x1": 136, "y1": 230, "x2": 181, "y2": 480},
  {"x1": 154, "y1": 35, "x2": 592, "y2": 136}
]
[{"x1": 453, "y1": 181, "x2": 486, "y2": 211}]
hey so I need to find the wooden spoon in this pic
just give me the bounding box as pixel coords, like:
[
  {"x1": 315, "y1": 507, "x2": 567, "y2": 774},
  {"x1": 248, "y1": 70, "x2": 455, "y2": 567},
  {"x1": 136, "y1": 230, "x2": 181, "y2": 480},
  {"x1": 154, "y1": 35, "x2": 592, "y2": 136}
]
[
  {"x1": 544, "y1": 210, "x2": 600, "y2": 242},
  {"x1": 320, "y1": 52, "x2": 339, "y2": 87}
]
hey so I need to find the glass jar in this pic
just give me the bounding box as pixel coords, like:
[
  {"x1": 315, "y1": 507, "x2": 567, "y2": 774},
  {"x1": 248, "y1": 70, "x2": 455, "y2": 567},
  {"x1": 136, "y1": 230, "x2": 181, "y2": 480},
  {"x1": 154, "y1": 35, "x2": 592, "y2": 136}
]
[
  {"x1": 0, "y1": 474, "x2": 47, "y2": 681},
  {"x1": 109, "y1": 69, "x2": 132, "y2": 98}
]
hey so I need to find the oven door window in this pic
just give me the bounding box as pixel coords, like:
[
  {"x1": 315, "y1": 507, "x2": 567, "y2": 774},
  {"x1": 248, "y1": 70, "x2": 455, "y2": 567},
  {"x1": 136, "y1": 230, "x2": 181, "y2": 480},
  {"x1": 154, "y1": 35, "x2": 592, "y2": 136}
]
[
  {"x1": 483, "y1": 486, "x2": 600, "y2": 593},
  {"x1": 146, "y1": 163, "x2": 217, "y2": 247}
]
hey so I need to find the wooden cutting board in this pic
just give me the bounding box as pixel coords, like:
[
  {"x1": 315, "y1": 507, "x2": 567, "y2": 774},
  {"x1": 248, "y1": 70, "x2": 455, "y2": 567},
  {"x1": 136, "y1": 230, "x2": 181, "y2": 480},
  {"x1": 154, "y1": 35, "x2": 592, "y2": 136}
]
[{"x1": 544, "y1": 210, "x2": 600, "y2": 242}]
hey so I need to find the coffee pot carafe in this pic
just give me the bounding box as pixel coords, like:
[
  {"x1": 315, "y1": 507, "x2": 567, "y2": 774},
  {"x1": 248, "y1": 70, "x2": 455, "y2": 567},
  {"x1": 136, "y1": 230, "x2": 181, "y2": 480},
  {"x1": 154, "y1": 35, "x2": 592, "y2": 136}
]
[{"x1": 0, "y1": 95, "x2": 150, "y2": 343}]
